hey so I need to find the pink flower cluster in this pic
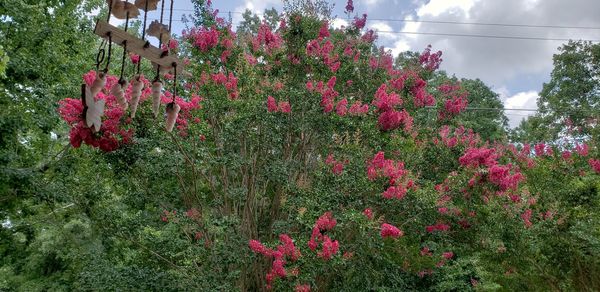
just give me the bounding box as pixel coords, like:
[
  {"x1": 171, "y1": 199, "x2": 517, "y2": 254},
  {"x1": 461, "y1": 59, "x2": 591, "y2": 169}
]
[
  {"x1": 187, "y1": 26, "x2": 220, "y2": 52},
  {"x1": 253, "y1": 22, "x2": 283, "y2": 55},
  {"x1": 425, "y1": 223, "x2": 451, "y2": 233},
  {"x1": 435, "y1": 125, "x2": 480, "y2": 148},
  {"x1": 353, "y1": 14, "x2": 367, "y2": 29},
  {"x1": 488, "y1": 164, "x2": 524, "y2": 191},
  {"x1": 249, "y1": 234, "x2": 301, "y2": 289},
  {"x1": 308, "y1": 212, "x2": 339, "y2": 260},
  {"x1": 459, "y1": 147, "x2": 498, "y2": 168},
  {"x1": 534, "y1": 143, "x2": 553, "y2": 157},
  {"x1": 460, "y1": 146, "x2": 525, "y2": 192},
  {"x1": 325, "y1": 154, "x2": 346, "y2": 175},
  {"x1": 267, "y1": 96, "x2": 291, "y2": 113},
  {"x1": 367, "y1": 151, "x2": 415, "y2": 200},
  {"x1": 363, "y1": 208, "x2": 373, "y2": 219},
  {"x1": 306, "y1": 35, "x2": 341, "y2": 72},
  {"x1": 589, "y1": 159, "x2": 600, "y2": 174},
  {"x1": 310, "y1": 77, "x2": 353, "y2": 116},
  {"x1": 372, "y1": 84, "x2": 414, "y2": 132},
  {"x1": 380, "y1": 223, "x2": 403, "y2": 238},
  {"x1": 345, "y1": 0, "x2": 354, "y2": 13},
  {"x1": 437, "y1": 82, "x2": 468, "y2": 119},
  {"x1": 411, "y1": 77, "x2": 436, "y2": 107},
  {"x1": 419, "y1": 44, "x2": 443, "y2": 71},
  {"x1": 58, "y1": 71, "x2": 135, "y2": 152},
  {"x1": 521, "y1": 209, "x2": 533, "y2": 228},
  {"x1": 210, "y1": 71, "x2": 239, "y2": 99}
]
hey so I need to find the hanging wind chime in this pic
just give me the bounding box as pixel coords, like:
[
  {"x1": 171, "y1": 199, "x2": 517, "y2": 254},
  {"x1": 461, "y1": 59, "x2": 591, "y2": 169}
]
[{"x1": 83, "y1": 0, "x2": 183, "y2": 133}]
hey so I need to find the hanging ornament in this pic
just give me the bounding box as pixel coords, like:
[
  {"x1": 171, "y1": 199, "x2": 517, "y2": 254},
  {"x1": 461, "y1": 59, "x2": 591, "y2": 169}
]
[
  {"x1": 130, "y1": 75, "x2": 144, "y2": 118},
  {"x1": 151, "y1": 80, "x2": 163, "y2": 117},
  {"x1": 147, "y1": 20, "x2": 170, "y2": 44},
  {"x1": 110, "y1": 80, "x2": 129, "y2": 110},
  {"x1": 84, "y1": 85, "x2": 106, "y2": 132},
  {"x1": 90, "y1": 71, "x2": 107, "y2": 98},
  {"x1": 134, "y1": 0, "x2": 160, "y2": 11},
  {"x1": 165, "y1": 102, "x2": 180, "y2": 132},
  {"x1": 108, "y1": 0, "x2": 140, "y2": 19}
]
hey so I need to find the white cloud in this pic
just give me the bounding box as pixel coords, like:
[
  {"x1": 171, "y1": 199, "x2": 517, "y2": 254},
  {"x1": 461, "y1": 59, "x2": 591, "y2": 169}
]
[
  {"x1": 389, "y1": 39, "x2": 411, "y2": 57},
  {"x1": 416, "y1": 0, "x2": 478, "y2": 17},
  {"x1": 369, "y1": 21, "x2": 395, "y2": 40},
  {"x1": 361, "y1": 0, "x2": 383, "y2": 7},
  {"x1": 233, "y1": 0, "x2": 281, "y2": 25},
  {"x1": 504, "y1": 90, "x2": 539, "y2": 128},
  {"x1": 331, "y1": 18, "x2": 349, "y2": 29}
]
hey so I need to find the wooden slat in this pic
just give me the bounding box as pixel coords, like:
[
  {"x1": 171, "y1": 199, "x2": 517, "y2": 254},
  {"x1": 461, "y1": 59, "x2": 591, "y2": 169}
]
[{"x1": 94, "y1": 19, "x2": 183, "y2": 74}]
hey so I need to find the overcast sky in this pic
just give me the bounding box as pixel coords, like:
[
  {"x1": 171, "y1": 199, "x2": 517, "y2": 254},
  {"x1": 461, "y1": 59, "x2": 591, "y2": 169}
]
[{"x1": 124, "y1": 0, "x2": 600, "y2": 127}]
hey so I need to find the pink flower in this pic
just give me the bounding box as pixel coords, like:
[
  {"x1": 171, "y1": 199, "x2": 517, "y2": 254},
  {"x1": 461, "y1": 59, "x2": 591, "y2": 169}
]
[
  {"x1": 381, "y1": 223, "x2": 403, "y2": 238},
  {"x1": 336, "y1": 98, "x2": 348, "y2": 116},
  {"x1": 420, "y1": 247, "x2": 432, "y2": 256},
  {"x1": 318, "y1": 21, "x2": 330, "y2": 38},
  {"x1": 130, "y1": 54, "x2": 140, "y2": 64},
  {"x1": 316, "y1": 212, "x2": 337, "y2": 231},
  {"x1": 521, "y1": 209, "x2": 533, "y2": 228},
  {"x1": 345, "y1": 0, "x2": 354, "y2": 13},
  {"x1": 267, "y1": 96, "x2": 278, "y2": 112},
  {"x1": 279, "y1": 101, "x2": 291, "y2": 113},
  {"x1": 249, "y1": 240, "x2": 272, "y2": 256},
  {"x1": 589, "y1": 159, "x2": 600, "y2": 174},
  {"x1": 576, "y1": 143, "x2": 589, "y2": 156},
  {"x1": 426, "y1": 223, "x2": 450, "y2": 233},
  {"x1": 419, "y1": 45, "x2": 442, "y2": 71},
  {"x1": 295, "y1": 284, "x2": 311, "y2": 292},
  {"x1": 317, "y1": 235, "x2": 339, "y2": 260},
  {"x1": 442, "y1": 251, "x2": 454, "y2": 259},
  {"x1": 168, "y1": 39, "x2": 179, "y2": 50},
  {"x1": 332, "y1": 162, "x2": 344, "y2": 175},
  {"x1": 363, "y1": 208, "x2": 373, "y2": 220},
  {"x1": 353, "y1": 14, "x2": 367, "y2": 30},
  {"x1": 459, "y1": 147, "x2": 498, "y2": 168}
]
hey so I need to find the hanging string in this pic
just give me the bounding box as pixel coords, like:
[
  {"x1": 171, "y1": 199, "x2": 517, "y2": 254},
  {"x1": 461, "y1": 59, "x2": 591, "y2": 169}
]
[
  {"x1": 136, "y1": 0, "x2": 150, "y2": 74},
  {"x1": 104, "y1": 32, "x2": 113, "y2": 73},
  {"x1": 155, "y1": 0, "x2": 167, "y2": 80},
  {"x1": 95, "y1": 39, "x2": 107, "y2": 71},
  {"x1": 119, "y1": 1, "x2": 132, "y2": 82},
  {"x1": 172, "y1": 62, "x2": 177, "y2": 103},
  {"x1": 168, "y1": 0, "x2": 174, "y2": 32},
  {"x1": 106, "y1": 0, "x2": 113, "y2": 22}
]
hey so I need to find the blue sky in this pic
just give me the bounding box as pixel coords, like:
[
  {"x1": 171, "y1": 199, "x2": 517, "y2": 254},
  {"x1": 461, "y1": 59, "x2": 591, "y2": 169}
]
[{"x1": 118, "y1": 0, "x2": 600, "y2": 127}]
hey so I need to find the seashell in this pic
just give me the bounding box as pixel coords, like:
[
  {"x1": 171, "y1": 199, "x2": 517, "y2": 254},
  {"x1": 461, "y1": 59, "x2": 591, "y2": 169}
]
[
  {"x1": 134, "y1": 0, "x2": 160, "y2": 11},
  {"x1": 84, "y1": 85, "x2": 106, "y2": 132},
  {"x1": 165, "y1": 102, "x2": 180, "y2": 132},
  {"x1": 108, "y1": 0, "x2": 140, "y2": 19},
  {"x1": 90, "y1": 71, "x2": 106, "y2": 98},
  {"x1": 130, "y1": 75, "x2": 144, "y2": 118},
  {"x1": 151, "y1": 80, "x2": 163, "y2": 117},
  {"x1": 147, "y1": 20, "x2": 170, "y2": 43},
  {"x1": 110, "y1": 80, "x2": 129, "y2": 110}
]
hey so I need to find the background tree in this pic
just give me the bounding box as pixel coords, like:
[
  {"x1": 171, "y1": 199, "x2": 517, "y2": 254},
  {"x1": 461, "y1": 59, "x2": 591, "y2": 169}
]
[{"x1": 514, "y1": 41, "x2": 600, "y2": 143}]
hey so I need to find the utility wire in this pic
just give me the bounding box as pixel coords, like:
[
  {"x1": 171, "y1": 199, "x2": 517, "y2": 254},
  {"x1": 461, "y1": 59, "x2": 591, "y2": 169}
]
[
  {"x1": 167, "y1": 9, "x2": 600, "y2": 31},
  {"x1": 140, "y1": 18, "x2": 600, "y2": 42},
  {"x1": 374, "y1": 31, "x2": 600, "y2": 42}
]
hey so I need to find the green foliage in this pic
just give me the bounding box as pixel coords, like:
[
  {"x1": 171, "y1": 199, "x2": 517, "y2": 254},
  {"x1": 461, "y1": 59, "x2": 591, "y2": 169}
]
[
  {"x1": 514, "y1": 41, "x2": 600, "y2": 143},
  {"x1": 1, "y1": 1, "x2": 600, "y2": 291}
]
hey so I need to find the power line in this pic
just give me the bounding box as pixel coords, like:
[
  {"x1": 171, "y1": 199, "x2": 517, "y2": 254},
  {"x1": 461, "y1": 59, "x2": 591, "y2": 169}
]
[
  {"x1": 139, "y1": 17, "x2": 600, "y2": 42},
  {"x1": 375, "y1": 31, "x2": 600, "y2": 42},
  {"x1": 168, "y1": 9, "x2": 600, "y2": 31}
]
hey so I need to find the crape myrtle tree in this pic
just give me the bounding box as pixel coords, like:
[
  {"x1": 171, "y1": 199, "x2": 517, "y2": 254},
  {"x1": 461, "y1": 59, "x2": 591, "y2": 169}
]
[{"x1": 37, "y1": 0, "x2": 600, "y2": 291}]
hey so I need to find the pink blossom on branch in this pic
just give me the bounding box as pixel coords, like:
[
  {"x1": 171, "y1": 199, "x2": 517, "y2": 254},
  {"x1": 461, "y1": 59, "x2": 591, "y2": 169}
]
[{"x1": 381, "y1": 223, "x2": 403, "y2": 238}]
